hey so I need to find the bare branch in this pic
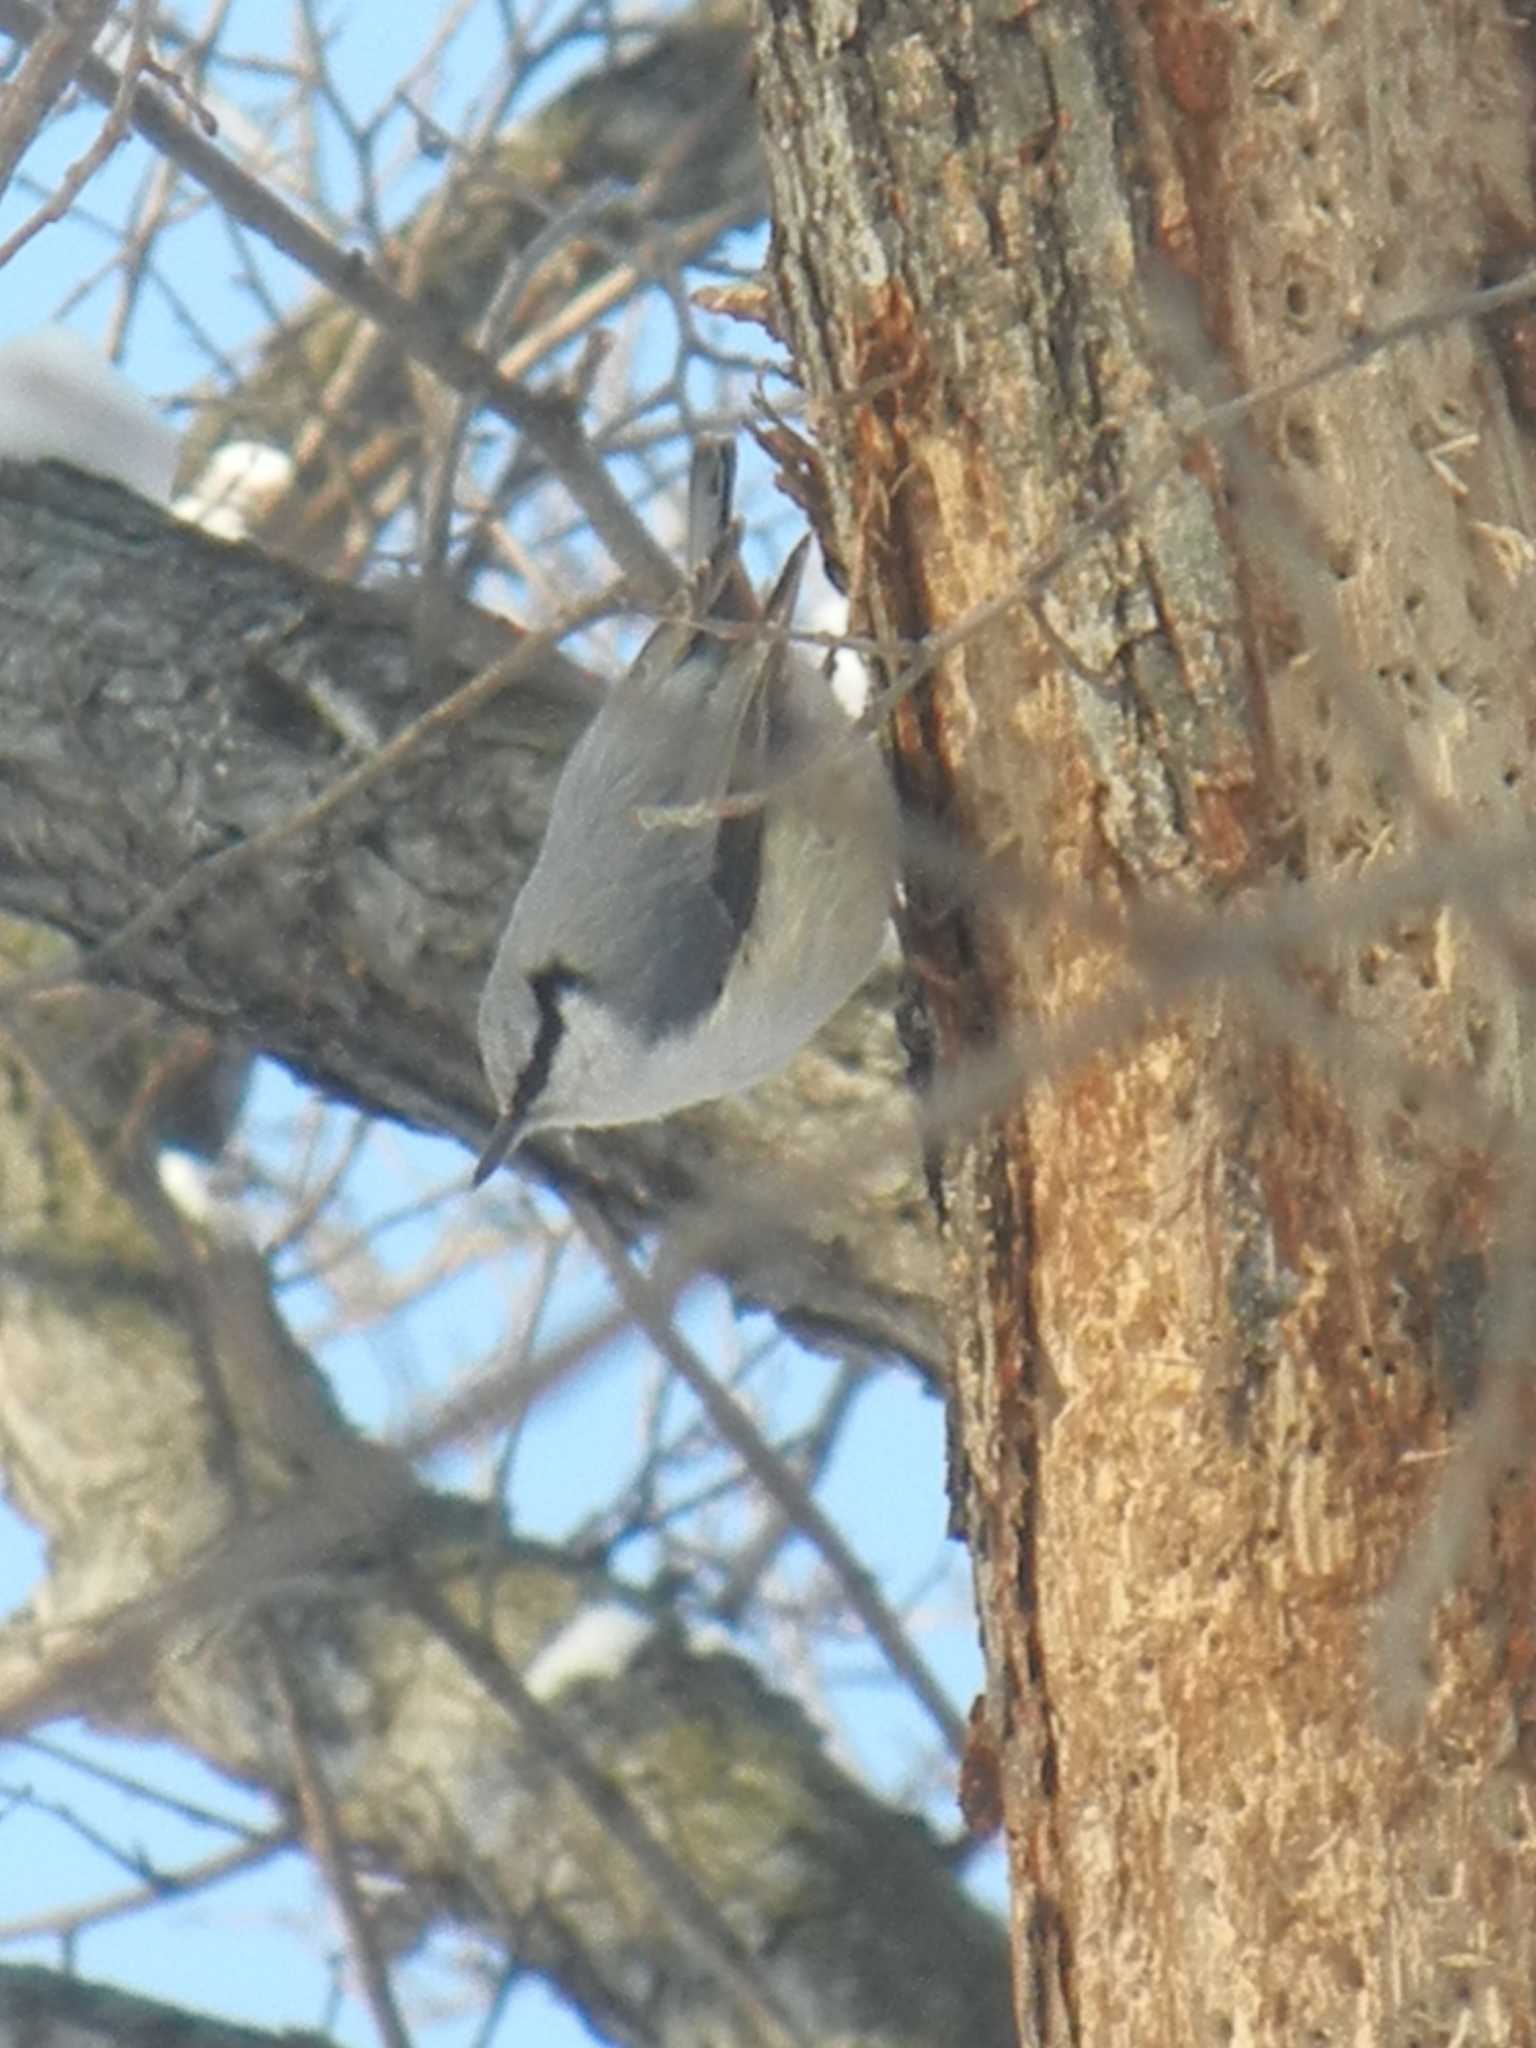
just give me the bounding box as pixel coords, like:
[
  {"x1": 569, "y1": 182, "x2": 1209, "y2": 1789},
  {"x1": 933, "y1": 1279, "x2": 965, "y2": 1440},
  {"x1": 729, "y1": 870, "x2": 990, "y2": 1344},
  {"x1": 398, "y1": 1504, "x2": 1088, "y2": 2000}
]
[
  {"x1": 0, "y1": 0, "x2": 681, "y2": 603},
  {"x1": 0, "y1": 0, "x2": 118, "y2": 203}
]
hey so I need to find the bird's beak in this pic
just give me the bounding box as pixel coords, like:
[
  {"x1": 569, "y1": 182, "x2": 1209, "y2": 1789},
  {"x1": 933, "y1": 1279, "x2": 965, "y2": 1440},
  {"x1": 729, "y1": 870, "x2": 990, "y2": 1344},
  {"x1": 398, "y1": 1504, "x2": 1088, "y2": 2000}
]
[{"x1": 472, "y1": 1107, "x2": 526, "y2": 1188}]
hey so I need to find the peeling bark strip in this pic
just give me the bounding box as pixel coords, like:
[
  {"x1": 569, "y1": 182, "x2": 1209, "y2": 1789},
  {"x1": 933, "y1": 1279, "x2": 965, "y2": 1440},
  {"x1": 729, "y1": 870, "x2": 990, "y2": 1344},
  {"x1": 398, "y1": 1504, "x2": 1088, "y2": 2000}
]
[{"x1": 756, "y1": 0, "x2": 1536, "y2": 2041}]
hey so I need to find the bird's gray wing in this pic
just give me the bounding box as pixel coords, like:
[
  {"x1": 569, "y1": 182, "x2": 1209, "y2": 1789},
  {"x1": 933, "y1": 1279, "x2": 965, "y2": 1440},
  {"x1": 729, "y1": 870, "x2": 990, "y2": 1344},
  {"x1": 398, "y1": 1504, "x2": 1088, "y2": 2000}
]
[
  {"x1": 511, "y1": 665, "x2": 745, "y2": 1040},
  {"x1": 708, "y1": 534, "x2": 811, "y2": 941},
  {"x1": 597, "y1": 524, "x2": 813, "y2": 1029},
  {"x1": 508, "y1": 447, "x2": 810, "y2": 1044}
]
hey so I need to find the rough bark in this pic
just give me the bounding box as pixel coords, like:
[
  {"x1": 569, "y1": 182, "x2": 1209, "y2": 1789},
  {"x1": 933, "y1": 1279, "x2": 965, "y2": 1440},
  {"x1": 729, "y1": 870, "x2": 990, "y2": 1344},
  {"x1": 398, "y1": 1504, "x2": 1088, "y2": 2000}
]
[
  {"x1": 756, "y1": 0, "x2": 1536, "y2": 2042},
  {"x1": 0, "y1": 461, "x2": 938, "y2": 1372}
]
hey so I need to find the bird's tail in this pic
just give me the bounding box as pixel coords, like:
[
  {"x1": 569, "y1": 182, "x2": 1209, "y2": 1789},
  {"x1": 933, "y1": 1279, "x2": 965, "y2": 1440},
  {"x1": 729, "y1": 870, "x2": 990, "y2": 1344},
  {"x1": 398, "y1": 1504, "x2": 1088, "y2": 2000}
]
[{"x1": 686, "y1": 436, "x2": 757, "y2": 625}]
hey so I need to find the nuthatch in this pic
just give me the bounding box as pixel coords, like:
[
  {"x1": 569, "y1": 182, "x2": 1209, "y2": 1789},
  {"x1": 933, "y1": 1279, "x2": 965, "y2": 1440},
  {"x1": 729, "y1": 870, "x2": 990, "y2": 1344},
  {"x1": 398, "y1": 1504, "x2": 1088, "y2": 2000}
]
[{"x1": 474, "y1": 441, "x2": 897, "y2": 1182}]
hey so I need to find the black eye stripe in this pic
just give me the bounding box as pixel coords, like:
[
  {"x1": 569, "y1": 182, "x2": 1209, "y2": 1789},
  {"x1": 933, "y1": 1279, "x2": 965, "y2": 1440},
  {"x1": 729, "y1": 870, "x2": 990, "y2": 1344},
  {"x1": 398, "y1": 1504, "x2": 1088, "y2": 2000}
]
[{"x1": 507, "y1": 963, "x2": 584, "y2": 1130}]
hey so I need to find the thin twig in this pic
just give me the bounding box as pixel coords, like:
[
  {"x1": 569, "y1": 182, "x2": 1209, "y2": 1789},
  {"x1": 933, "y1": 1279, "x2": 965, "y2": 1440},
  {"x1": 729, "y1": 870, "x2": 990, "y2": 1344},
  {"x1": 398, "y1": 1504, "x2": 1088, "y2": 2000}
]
[
  {"x1": 261, "y1": 1619, "x2": 415, "y2": 2048},
  {"x1": 0, "y1": 1832, "x2": 289, "y2": 1941},
  {"x1": 15, "y1": 1730, "x2": 274, "y2": 1838},
  {"x1": 0, "y1": 0, "x2": 118, "y2": 207},
  {"x1": 398, "y1": 1566, "x2": 812, "y2": 2048},
  {"x1": 0, "y1": 0, "x2": 154, "y2": 274},
  {"x1": 0, "y1": 0, "x2": 680, "y2": 606},
  {"x1": 572, "y1": 1195, "x2": 968, "y2": 1759}
]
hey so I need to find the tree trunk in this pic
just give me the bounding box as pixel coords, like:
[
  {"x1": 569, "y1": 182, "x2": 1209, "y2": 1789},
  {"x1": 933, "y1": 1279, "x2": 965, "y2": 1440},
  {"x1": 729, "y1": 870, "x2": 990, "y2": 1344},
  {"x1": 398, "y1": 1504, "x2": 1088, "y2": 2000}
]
[{"x1": 755, "y1": 0, "x2": 1536, "y2": 2040}]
